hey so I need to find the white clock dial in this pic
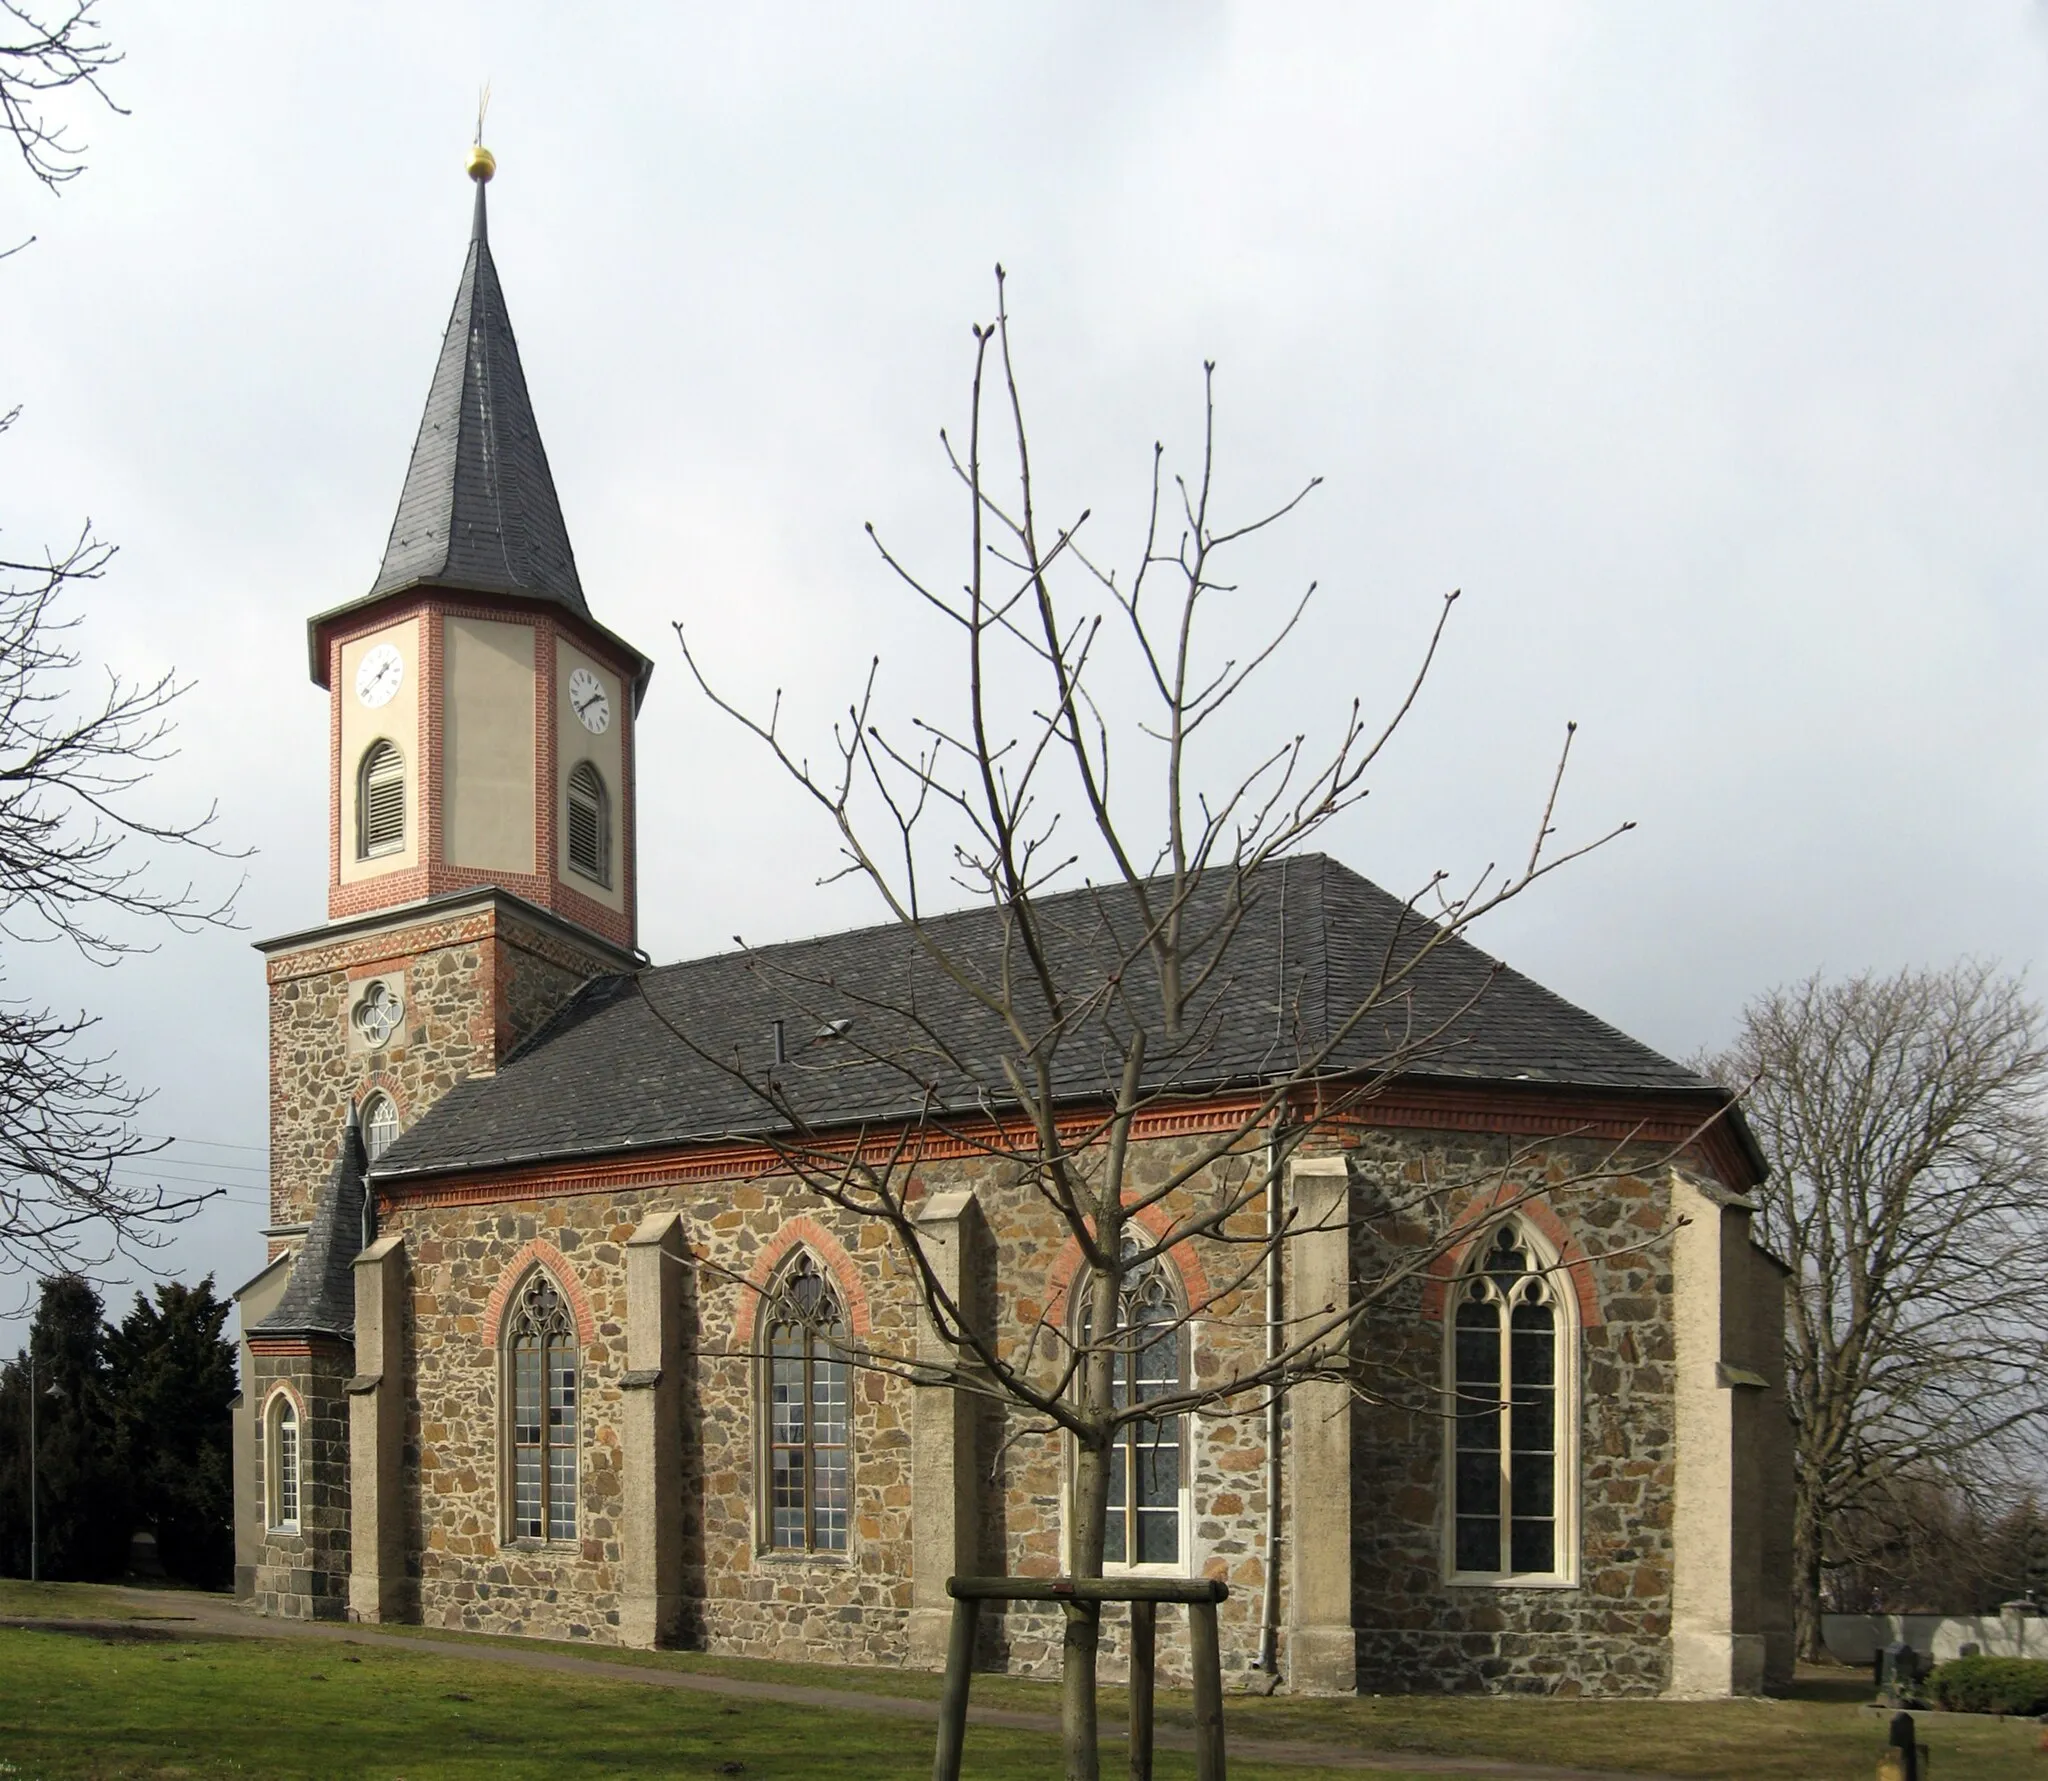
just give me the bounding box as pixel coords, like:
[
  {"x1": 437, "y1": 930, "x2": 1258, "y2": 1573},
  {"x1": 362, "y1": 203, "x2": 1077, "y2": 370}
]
[
  {"x1": 568, "y1": 667, "x2": 611, "y2": 735},
  {"x1": 355, "y1": 643, "x2": 404, "y2": 709}
]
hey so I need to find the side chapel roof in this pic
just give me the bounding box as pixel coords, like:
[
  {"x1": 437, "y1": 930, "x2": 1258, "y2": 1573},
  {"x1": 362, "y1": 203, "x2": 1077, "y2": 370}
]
[
  {"x1": 375, "y1": 853, "x2": 1755, "y2": 1182},
  {"x1": 251, "y1": 1109, "x2": 367, "y2": 1341}
]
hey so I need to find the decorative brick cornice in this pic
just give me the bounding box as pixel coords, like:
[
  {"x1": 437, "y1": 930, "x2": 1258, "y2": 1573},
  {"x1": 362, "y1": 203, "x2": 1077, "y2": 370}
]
[
  {"x1": 247, "y1": 1335, "x2": 351, "y2": 1360},
  {"x1": 481, "y1": 1240, "x2": 598, "y2": 1348},
  {"x1": 730, "y1": 1216, "x2": 874, "y2": 1347}
]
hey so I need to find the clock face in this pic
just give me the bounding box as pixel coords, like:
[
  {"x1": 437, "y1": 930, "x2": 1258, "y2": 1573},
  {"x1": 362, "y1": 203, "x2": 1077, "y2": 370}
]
[
  {"x1": 568, "y1": 666, "x2": 612, "y2": 735},
  {"x1": 355, "y1": 643, "x2": 404, "y2": 709}
]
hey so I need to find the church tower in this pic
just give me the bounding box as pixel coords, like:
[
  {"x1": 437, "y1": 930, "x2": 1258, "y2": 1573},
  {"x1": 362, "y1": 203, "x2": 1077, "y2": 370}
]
[{"x1": 236, "y1": 146, "x2": 650, "y2": 1616}]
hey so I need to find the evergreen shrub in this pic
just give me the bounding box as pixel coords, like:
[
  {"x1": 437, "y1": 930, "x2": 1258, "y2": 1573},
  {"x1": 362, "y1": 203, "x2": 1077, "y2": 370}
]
[{"x1": 1926, "y1": 1654, "x2": 2048, "y2": 1716}]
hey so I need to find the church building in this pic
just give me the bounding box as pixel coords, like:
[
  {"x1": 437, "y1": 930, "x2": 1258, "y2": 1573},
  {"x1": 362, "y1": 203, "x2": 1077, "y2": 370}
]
[{"x1": 232, "y1": 150, "x2": 1795, "y2": 1699}]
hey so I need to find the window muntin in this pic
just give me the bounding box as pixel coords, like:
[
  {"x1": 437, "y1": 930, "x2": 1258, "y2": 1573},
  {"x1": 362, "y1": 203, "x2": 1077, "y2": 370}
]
[
  {"x1": 507, "y1": 1272, "x2": 577, "y2": 1542},
  {"x1": 763, "y1": 1252, "x2": 850, "y2": 1554},
  {"x1": 267, "y1": 1397, "x2": 300, "y2": 1533},
  {"x1": 1450, "y1": 1224, "x2": 1568, "y2": 1581},
  {"x1": 565, "y1": 761, "x2": 610, "y2": 886},
  {"x1": 358, "y1": 740, "x2": 405, "y2": 858},
  {"x1": 361, "y1": 1092, "x2": 400, "y2": 1163},
  {"x1": 1079, "y1": 1254, "x2": 1187, "y2": 1569}
]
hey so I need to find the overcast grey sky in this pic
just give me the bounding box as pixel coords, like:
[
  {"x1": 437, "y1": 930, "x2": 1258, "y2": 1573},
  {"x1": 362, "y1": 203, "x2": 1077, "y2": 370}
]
[{"x1": 4, "y1": 2, "x2": 2046, "y2": 1348}]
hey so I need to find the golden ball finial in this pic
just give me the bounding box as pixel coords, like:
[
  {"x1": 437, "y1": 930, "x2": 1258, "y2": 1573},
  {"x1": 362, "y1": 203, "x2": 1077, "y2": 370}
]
[{"x1": 466, "y1": 143, "x2": 496, "y2": 183}]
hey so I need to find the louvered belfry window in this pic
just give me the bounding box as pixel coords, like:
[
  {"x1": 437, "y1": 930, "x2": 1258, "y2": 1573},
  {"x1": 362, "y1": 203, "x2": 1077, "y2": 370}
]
[
  {"x1": 509, "y1": 1273, "x2": 578, "y2": 1542},
  {"x1": 1452, "y1": 1224, "x2": 1562, "y2": 1577},
  {"x1": 358, "y1": 740, "x2": 405, "y2": 858},
  {"x1": 565, "y1": 761, "x2": 609, "y2": 886}
]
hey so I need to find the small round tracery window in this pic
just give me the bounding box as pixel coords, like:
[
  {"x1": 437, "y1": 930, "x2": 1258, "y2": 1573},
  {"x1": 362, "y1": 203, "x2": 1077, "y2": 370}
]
[{"x1": 352, "y1": 981, "x2": 403, "y2": 1048}]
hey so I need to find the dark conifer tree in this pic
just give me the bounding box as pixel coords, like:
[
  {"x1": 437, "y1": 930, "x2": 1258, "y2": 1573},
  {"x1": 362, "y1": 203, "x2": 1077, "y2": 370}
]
[
  {"x1": 0, "y1": 1275, "x2": 129, "y2": 1578},
  {"x1": 105, "y1": 1277, "x2": 235, "y2": 1588}
]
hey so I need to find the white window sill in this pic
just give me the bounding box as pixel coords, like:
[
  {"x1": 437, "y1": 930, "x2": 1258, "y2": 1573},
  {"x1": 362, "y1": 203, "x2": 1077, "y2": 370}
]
[
  {"x1": 1445, "y1": 1572, "x2": 1578, "y2": 1591},
  {"x1": 756, "y1": 1547, "x2": 854, "y2": 1565}
]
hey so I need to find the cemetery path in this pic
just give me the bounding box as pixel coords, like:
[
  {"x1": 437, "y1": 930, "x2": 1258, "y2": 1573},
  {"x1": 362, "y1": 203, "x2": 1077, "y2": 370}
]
[{"x1": 5, "y1": 1588, "x2": 1684, "y2": 1781}]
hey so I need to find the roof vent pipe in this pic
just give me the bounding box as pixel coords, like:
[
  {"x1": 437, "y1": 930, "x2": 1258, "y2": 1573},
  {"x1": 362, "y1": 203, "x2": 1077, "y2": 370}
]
[{"x1": 771, "y1": 1019, "x2": 786, "y2": 1067}]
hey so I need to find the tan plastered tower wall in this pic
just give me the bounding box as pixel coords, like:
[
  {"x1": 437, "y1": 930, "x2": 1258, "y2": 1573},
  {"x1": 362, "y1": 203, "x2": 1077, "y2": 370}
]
[
  {"x1": 552, "y1": 635, "x2": 626, "y2": 917},
  {"x1": 1668, "y1": 1168, "x2": 1785, "y2": 1697},
  {"x1": 337, "y1": 618, "x2": 423, "y2": 886},
  {"x1": 442, "y1": 616, "x2": 537, "y2": 875}
]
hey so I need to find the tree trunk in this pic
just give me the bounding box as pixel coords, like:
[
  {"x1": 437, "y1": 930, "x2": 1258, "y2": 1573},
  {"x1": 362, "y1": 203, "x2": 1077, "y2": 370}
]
[
  {"x1": 1064, "y1": 1435, "x2": 1111, "y2": 1781},
  {"x1": 1793, "y1": 1493, "x2": 1825, "y2": 1663}
]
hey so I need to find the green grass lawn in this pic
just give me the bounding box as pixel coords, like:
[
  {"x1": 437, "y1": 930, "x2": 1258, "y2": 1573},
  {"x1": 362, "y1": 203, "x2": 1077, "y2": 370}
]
[{"x1": 1, "y1": 1582, "x2": 2043, "y2": 1780}]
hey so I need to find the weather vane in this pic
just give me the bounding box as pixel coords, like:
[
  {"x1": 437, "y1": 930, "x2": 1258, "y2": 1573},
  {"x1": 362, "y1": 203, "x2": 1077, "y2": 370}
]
[{"x1": 467, "y1": 81, "x2": 495, "y2": 183}]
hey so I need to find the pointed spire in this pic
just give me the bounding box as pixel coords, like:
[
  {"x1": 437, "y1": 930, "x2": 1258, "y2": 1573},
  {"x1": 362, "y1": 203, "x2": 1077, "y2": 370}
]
[
  {"x1": 251, "y1": 1107, "x2": 369, "y2": 1341},
  {"x1": 366, "y1": 140, "x2": 589, "y2": 615}
]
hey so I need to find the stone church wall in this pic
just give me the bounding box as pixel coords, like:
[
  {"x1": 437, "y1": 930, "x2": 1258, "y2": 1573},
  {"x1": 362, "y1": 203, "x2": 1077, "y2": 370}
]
[
  {"x1": 377, "y1": 1125, "x2": 1703, "y2": 1691},
  {"x1": 1345, "y1": 1132, "x2": 1683, "y2": 1696},
  {"x1": 247, "y1": 1343, "x2": 352, "y2": 1619}
]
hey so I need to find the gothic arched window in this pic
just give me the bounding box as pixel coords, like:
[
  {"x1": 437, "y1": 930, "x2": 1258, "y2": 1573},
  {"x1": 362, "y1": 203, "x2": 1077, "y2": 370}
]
[
  {"x1": 361, "y1": 1092, "x2": 400, "y2": 1163},
  {"x1": 1449, "y1": 1223, "x2": 1574, "y2": 1582},
  {"x1": 266, "y1": 1394, "x2": 300, "y2": 1533},
  {"x1": 358, "y1": 740, "x2": 406, "y2": 859},
  {"x1": 507, "y1": 1272, "x2": 578, "y2": 1542},
  {"x1": 1077, "y1": 1253, "x2": 1188, "y2": 1568},
  {"x1": 762, "y1": 1252, "x2": 850, "y2": 1554},
  {"x1": 565, "y1": 761, "x2": 610, "y2": 886}
]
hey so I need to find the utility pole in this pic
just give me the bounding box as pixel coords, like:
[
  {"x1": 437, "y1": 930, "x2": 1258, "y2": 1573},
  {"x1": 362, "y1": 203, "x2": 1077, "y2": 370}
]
[{"x1": 28, "y1": 1350, "x2": 38, "y2": 1585}]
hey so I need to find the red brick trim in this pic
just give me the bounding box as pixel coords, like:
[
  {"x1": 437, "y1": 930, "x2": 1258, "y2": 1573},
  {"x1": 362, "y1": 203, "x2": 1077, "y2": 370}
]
[
  {"x1": 258, "y1": 1379, "x2": 308, "y2": 1422},
  {"x1": 1417, "y1": 1184, "x2": 1604, "y2": 1329},
  {"x1": 356, "y1": 1071, "x2": 412, "y2": 1126},
  {"x1": 1043, "y1": 1202, "x2": 1217, "y2": 1326},
  {"x1": 481, "y1": 1240, "x2": 598, "y2": 1348},
  {"x1": 246, "y1": 1336, "x2": 349, "y2": 1359},
  {"x1": 731, "y1": 1216, "x2": 874, "y2": 1347}
]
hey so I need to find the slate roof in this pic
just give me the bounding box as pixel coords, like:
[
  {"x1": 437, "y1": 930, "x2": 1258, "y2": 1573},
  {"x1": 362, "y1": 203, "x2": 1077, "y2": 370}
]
[
  {"x1": 363, "y1": 177, "x2": 587, "y2": 615},
  {"x1": 375, "y1": 854, "x2": 1738, "y2": 1183},
  {"x1": 253, "y1": 1110, "x2": 367, "y2": 1340}
]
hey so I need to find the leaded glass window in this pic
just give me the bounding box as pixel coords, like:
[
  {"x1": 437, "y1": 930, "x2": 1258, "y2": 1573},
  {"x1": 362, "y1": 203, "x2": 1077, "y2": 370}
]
[
  {"x1": 1452, "y1": 1225, "x2": 1562, "y2": 1578},
  {"x1": 1081, "y1": 1256, "x2": 1186, "y2": 1568},
  {"x1": 267, "y1": 1397, "x2": 299, "y2": 1532},
  {"x1": 508, "y1": 1272, "x2": 578, "y2": 1542},
  {"x1": 764, "y1": 1253, "x2": 850, "y2": 1554},
  {"x1": 361, "y1": 1092, "x2": 400, "y2": 1162}
]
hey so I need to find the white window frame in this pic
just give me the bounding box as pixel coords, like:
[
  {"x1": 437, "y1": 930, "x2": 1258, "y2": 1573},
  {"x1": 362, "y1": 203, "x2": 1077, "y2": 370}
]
[
  {"x1": 265, "y1": 1390, "x2": 301, "y2": 1534},
  {"x1": 357, "y1": 739, "x2": 406, "y2": 859},
  {"x1": 361, "y1": 1091, "x2": 400, "y2": 1162},
  {"x1": 1064, "y1": 1253, "x2": 1195, "y2": 1577},
  {"x1": 1441, "y1": 1219, "x2": 1580, "y2": 1589}
]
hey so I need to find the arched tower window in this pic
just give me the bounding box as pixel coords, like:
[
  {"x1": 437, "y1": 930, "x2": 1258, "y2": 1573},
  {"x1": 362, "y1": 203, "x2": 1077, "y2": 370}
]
[
  {"x1": 762, "y1": 1251, "x2": 850, "y2": 1554},
  {"x1": 565, "y1": 761, "x2": 610, "y2": 886},
  {"x1": 506, "y1": 1272, "x2": 578, "y2": 1542},
  {"x1": 266, "y1": 1395, "x2": 300, "y2": 1533},
  {"x1": 361, "y1": 1092, "x2": 400, "y2": 1163},
  {"x1": 1076, "y1": 1251, "x2": 1188, "y2": 1568},
  {"x1": 1448, "y1": 1222, "x2": 1575, "y2": 1582},
  {"x1": 358, "y1": 740, "x2": 406, "y2": 859}
]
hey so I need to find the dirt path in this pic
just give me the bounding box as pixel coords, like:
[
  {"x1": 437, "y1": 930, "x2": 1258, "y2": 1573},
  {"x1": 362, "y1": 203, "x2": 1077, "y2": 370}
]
[{"x1": 0, "y1": 1587, "x2": 1680, "y2": 1781}]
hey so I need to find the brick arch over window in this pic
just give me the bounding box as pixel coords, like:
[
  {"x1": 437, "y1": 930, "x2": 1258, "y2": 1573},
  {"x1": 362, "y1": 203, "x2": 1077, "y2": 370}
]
[
  {"x1": 733, "y1": 1216, "x2": 872, "y2": 1349},
  {"x1": 259, "y1": 1379, "x2": 308, "y2": 1424},
  {"x1": 482, "y1": 1239, "x2": 597, "y2": 1348},
  {"x1": 1043, "y1": 1203, "x2": 1217, "y2": 1328},
  {"x1": 1419, "y1": 1186, "x2": 1602, "y2": 1329},
  {"x1": 354, "y1": 1071, "x2": 411, "y2": 1124}
]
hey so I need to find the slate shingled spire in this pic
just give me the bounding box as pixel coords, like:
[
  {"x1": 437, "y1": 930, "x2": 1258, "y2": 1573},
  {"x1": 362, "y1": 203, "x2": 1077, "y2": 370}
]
[{"x1": 367, "y1": 150, "x2": 588, "y2": 615}]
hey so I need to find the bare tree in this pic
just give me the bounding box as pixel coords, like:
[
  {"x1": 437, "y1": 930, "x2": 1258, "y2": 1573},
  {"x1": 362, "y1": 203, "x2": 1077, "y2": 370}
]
[
  {"x1": 0, "y1": 14, "x2": 242, "y2": 1286},
  {"x1": 1704, "y1": 964, "x2": 2048, "y2": 1661},
  {"x1": 662, "y1": 271, "x2": 1664, "y2": 1775},
  {"x1": 1, "y1": 0, "x2": 122, "y2": 197}
]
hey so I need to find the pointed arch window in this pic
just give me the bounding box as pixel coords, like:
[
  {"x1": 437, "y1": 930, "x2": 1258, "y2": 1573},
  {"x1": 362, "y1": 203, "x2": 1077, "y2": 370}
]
[
  {"x1": 266, "y1": 1395, "x2": 300, "y2": 1533},
  {"x1": 1448, "y1": 1223, "x2": 1576, "y2": 1583},
  {"x1": 762, "y1": 1252, "x2": 850, "y2": 1554},
  {"x1": 358, "y1": 740, "x2": 406, "y2": 858},
  {"x1": 1076, "y1": 1252, "x2": 1188, "y2": 1568},
  {"x1": 507, "y1": 1272, "x2": 578, "y2": 1542},
  {"x1": 361, "y1": 1092, "x2": 400, "y2": 1163},
  {"x1": 565, "y1": 761, "x2": 610, "y2": 887}
]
